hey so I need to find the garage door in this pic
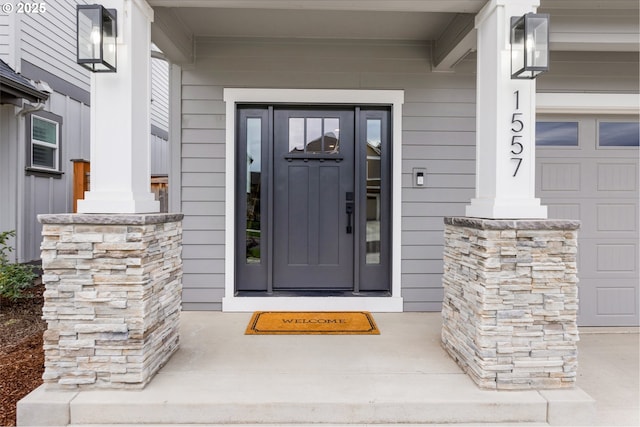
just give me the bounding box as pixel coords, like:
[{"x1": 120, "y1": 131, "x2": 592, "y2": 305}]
[{"x1": 536, "y1": 116, "x2": 639, "y2": 326}]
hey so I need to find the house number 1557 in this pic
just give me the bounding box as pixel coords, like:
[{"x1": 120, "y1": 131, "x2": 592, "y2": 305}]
[{"x1": 511, "y1": 90, "x2": 524, "y2": 177}]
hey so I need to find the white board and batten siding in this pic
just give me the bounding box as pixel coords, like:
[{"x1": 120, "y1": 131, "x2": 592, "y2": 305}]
[
  {"x1": 0, "y1": 105, "x2": 20, "y2": 262},
  {"x1": 151, "y1": 54, "x2": 170, "y2": 175},
  {"x1": 537, "y1": 51, "x2": 639, "y2": 326},
  {"x1": 1, "y1": 1, "x2": 92, "y2": 262},
  {"x1": 178, "y1": 38, "x2": 477, "y2": 311}
]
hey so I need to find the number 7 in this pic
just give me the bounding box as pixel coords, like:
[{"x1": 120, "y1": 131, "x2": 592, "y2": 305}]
[{"x1": 511, "y1": 158, "x2": 523, "y2": 177}]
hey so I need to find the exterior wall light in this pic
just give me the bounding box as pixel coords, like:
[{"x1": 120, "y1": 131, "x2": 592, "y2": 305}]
[
  {"x1": 77, "y1": 4, "x2": 117, "y2": 73},
  {"x1": 510, "y1": 13, "x2": 549, "y2": 79}
]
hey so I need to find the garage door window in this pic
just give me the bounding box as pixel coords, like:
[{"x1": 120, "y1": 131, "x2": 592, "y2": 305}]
[
  {"x1": 536, "y1": 122, "x2": 579, "y2": 146},
  {"x1": 598, "y1": 122, "x2": 640, "y2": 147}
]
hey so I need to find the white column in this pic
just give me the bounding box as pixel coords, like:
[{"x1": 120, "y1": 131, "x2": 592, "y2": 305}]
[
  {"x1": 78, "y1": 0, "x2": 159, "y2": 213},
  {"x1": 465, "y1": 0, "x2": 547, "y2": 219}
]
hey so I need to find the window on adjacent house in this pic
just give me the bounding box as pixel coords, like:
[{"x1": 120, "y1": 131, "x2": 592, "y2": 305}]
[{"x1": 28, "y1": 112, "x2": 62, "y2": 172}]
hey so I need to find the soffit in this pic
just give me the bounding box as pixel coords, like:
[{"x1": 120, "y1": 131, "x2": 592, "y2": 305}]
[{"x1": 169, "y1": 7, "x2": 457, "y2": 41}]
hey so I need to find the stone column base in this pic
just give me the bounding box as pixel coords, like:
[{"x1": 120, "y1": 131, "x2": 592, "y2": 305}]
[
  {"x1": 441, "y1": 217, "x2": 580, "y2": 390},
  {"x1": 38, "y1": 213, "x2": 183, "y2": 389}
]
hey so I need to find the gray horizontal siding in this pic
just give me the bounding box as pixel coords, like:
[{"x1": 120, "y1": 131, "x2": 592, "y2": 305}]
[
  {"x1": 0, "y1": 13, "x2": 10, "y2": 60},
  {"x1": 180, "y1": 38, "x2": 477, "y2": 311},
  {"x1": 539, "y1": 51, "x2": 639, "y2": 93},
  {"x1": 19, "y1": 0, "x2": 90, "y2": 92}
]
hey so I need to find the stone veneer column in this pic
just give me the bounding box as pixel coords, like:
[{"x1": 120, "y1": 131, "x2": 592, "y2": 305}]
[
  {"x1": 38, "y1": 213, "x2": 183, "y2": 389},
  {"x1": 441, "y1": 217, "x2": 580, "y2": 390}
]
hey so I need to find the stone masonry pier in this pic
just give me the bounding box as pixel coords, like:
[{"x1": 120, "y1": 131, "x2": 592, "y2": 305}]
[
  {"x1": 441, "y1": 217, "x2": 580, "y2": 390},
  {"x1": 38, "y1": 213, "x2": 183, "y2": 389}
]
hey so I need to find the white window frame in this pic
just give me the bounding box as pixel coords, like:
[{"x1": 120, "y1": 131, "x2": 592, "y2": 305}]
[
  {"x1": 28, "y1": 113, "x2": 62, "y2": 173},
  {"x1": 222, "y1": 88, "x2": 404, "y2": 312}
]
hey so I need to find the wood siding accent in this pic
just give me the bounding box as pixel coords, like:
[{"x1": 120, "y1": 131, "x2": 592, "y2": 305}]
[{"x1": 72, "y1": 160, "x2": 90, "y2": 213}]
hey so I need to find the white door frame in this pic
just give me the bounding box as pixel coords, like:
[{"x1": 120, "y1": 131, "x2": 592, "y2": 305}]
[{"x1": 222, "y1": 88, "x2": 404, "y2": 312}]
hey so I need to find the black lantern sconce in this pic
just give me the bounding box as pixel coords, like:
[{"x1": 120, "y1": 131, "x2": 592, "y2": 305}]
[
  {"x1": 510, "y1": 13, "x2": 550, "y2": 79},
  {"x1": 77, "y1": 4, "x2": 117, "y2": 72}
]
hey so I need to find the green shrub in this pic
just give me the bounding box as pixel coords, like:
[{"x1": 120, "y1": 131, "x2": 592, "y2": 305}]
[{"x1": 0, "y1": 230, "x2": 37, "y2": 300}]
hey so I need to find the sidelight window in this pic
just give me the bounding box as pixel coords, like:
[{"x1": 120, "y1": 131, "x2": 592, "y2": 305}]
[
  {"x1": 366, "y1": 119, "x2": 382, "y2": 264},
  {"x1": 245, "y1": 118, "x2": 262, "y2": 264}
]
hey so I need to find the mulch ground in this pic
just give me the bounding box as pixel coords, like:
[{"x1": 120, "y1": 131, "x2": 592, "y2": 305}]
[{"x1": 0, "y1": 282, "x2": 46, "y2": 427}]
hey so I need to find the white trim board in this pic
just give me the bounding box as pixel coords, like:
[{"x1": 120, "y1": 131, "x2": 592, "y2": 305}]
[
  {"x1": 222, "y1": 88, "x2": 405, "y2": 312},
  {"x1": 537, "y1": 93, "x2": 640, "y2": 115}
]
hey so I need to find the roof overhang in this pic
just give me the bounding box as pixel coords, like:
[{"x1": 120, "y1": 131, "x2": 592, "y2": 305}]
[{"x1": 0, "y1": 75, "x2": 49, "y2": 105}]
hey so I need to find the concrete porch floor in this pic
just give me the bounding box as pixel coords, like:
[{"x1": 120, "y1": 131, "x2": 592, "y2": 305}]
[{"x1": 19, "y1": 312, "x2": 639, "y2": 426}]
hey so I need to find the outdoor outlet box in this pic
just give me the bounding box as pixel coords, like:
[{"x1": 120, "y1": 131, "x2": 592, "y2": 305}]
[{"x1": 413, "y1": 168, "x2": 426, "y2": 187}]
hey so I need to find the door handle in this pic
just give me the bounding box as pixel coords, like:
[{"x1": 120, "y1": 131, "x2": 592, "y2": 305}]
[{"x1": 346, "y1": 192, "x2": 354, "y2": 234}]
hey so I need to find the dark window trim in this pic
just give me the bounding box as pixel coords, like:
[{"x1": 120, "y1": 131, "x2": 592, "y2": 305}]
[
  {"x1": 25, "y1": 168, "x2": 64, "y2": 179},
  {"x1": 25, "y1": 110, "x2": 63, "y2": 177}
]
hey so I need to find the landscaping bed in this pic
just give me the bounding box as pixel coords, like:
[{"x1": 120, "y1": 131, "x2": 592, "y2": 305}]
[{"x1": 0, "y1": 281, "x2": 45, "y2": 426}]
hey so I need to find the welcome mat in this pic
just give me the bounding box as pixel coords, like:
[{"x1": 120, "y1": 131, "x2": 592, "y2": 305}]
[{"x1": 245, "y1": 311, "x2": 380, "y2": 335}]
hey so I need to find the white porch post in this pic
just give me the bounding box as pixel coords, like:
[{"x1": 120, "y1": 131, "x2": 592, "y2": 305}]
[
  {"x1": 77, "y1": 0, "x2": 159, "y2": 214},
  {"x1": 466, "y1": 0, "x2": 547, "y2": 219}
]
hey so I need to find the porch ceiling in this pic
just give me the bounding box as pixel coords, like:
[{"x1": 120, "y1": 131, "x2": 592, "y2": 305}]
[{"x1": 149, "y1": 0, "x2": 640, "y2": 66}]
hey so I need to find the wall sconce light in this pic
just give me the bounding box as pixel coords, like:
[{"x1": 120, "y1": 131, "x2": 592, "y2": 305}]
[
  {"x1": 511, "y1": 13, "x2": 550, "y2": 79},
  {"x1": 77, "y1": 4, "x2": 117, "y2": 72}
]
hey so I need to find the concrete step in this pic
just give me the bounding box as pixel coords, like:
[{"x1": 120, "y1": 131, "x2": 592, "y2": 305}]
[{"x1": 19, "y1": 374, "x2": 594, "y2": 426}]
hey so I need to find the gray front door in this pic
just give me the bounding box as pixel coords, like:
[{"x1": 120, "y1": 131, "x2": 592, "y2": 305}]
[
  {"x1": 235, "y1": 105, "x2": 391, "y2": 294},
  {"x1": 272, "y1": 109, "x2": 355, "y2": 290}
]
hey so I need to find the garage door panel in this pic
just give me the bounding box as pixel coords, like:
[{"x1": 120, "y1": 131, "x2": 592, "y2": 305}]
[
  {"x1": 578, "y1": 278, "x2": 639, "y2": 326},
  {"x1": 597, "y1": 203, "x2": 637, "y2": 232},
  {"x1": 578, "y1": 238, "x2": 639, "y2": 279},
  {"x1": 546, "y1": 203, "x2": 581, "y2": 221},
  {"x1": 596, "y1": 243, "x2": 637, "y2": 273},
  {"x1": 540, "y1": 162, "x2": 581, "y2": 191},
  {"x1": 597, "y1": 163, "x2": 638, "y2": 192},
  {"x1": 597, "y1": 286, "x2": 637, "y2": 316}
]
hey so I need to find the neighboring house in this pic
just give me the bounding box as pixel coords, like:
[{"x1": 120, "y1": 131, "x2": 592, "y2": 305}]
[
  {"x1": 0, "y1": 1, "x2": 169, "y2": 263},
  {"x1": 147, "y1": 0, "x2": 639, "y2": 326}
]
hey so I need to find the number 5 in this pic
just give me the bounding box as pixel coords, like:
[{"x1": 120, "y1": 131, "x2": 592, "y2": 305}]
[
  {"x1": 511, "y1": 135, "x2": 524, "y2": 155},
  {"x1": 511, "y1": 113, "x2": 524, "y2": 133}
]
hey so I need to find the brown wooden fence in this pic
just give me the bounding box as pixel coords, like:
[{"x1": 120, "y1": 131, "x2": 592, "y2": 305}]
[{"x1": 72, "y1": 160, "x2": 168, "y2": 213}]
